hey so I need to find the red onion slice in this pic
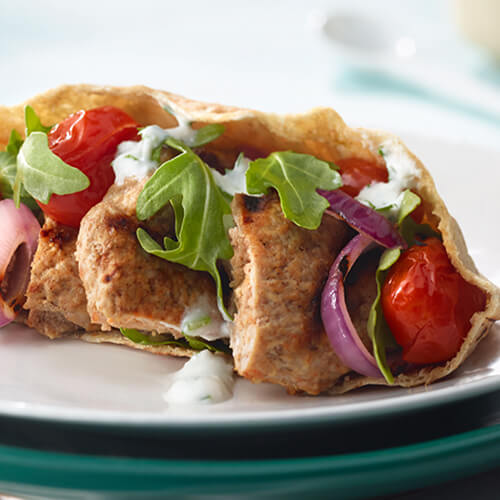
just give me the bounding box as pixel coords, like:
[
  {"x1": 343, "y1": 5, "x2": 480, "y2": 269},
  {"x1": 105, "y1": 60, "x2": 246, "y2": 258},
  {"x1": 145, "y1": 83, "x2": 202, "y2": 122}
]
[
  {"x1": 321, "y1": 234, "x2": 382, "y2": 378},
  {"x1": 318, "y1": 189, "x2": 405, "y2": 249},
  {"x1": 0, "y1": 200, "x2": 40, "y2": 327}
]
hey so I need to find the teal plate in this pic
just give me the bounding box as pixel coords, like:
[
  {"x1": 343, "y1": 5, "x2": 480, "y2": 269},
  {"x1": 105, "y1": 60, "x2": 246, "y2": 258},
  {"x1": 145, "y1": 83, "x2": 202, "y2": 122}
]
[{"x1": 0, "y1": 424, "x2": 499, "y2": 500}]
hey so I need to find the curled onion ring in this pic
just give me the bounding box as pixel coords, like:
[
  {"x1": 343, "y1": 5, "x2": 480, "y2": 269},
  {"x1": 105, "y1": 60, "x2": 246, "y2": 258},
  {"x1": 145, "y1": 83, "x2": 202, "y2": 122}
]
[
  {"x1": 0, "y1": 200, "x2": 40, "y2": 327},
  {"x1": 321, "y1": 234, "x2": 383, "y2": 378}
]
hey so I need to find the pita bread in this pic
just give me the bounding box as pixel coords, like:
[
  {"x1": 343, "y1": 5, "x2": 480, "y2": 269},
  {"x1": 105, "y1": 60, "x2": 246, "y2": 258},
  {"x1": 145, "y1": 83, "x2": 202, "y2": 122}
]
[{"x1": 2, "y1": 84, "x2": 499, "y2": 393}]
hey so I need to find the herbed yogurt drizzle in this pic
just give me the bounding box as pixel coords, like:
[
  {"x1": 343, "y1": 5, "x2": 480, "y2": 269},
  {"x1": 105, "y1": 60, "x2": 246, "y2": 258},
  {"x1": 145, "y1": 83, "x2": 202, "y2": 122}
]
[
  {"x1": 181, "y1": 295, "x2": 231, "y2": 341},
  {"x1": 211, "y1": 154, "x2": 253, "y2": 196},
  {"x1": 356, "y1": 139, "x2": 419, "y2": 219},
  {"x1": 164, "y1": 350, "x2": 234, "y2": 405},
  {"x1": 111, "y1": 114, "x2": 198, "y2": 186}
]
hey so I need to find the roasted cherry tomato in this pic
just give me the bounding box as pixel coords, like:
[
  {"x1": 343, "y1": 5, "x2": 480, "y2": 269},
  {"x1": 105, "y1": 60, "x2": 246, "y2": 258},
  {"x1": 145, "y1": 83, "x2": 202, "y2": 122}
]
[
  {"x1": 381, "y1": 238, "x2": 485, "y2": 365},
  {"x1": 336, "y1": 157, "x2": 388, "y2": 197},
  {"x1": 37, "y1": 106, "x2": 139, "y2": 227}
]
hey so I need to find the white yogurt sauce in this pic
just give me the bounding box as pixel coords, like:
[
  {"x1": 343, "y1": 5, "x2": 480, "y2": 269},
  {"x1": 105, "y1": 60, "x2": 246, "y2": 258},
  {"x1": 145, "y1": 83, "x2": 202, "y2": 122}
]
[
  {"x1": 162, "y1": 114, "x2": 198, "y2": 145},
  {"x1": 356, "y1": 139, "x2": 419, "y2": 219},
  {"x1": 164, "y1": 350, "x2": 234, "y2": 405},
  {"x1": 211, "y1": 154, "x2": 253, "y2": 196},
  {"x1": 181, "y1": 295, "x2": 231, "y2": 341},
  {"x1": 111, "y1": 118, "x2": 198, "y2": 185}
]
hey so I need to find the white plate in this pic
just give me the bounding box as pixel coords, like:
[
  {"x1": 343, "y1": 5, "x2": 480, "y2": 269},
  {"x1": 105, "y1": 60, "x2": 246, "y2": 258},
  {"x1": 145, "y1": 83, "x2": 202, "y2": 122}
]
[{"x1": 1, "y1": 134, "x2": 499, "y2": 429}]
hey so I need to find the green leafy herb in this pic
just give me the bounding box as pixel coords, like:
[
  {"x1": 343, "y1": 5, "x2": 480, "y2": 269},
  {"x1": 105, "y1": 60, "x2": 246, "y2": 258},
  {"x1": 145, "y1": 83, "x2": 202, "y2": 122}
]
[
  {"x1": 183, "y1": 315, "x2": 212, "y2": 333},
  {"x1": 0, "y1": 152, "x2": 38, "y2": 211},
  {"x1": 183, "y1": 334, "x2": 230, "y2": 353},
  {"x1": 24, "y1": 105, "x2": 52, "y2": 135},
  {"x1": 151, "y1": 145, "x2": 162, "y2": 163},
  {"x1": 377, "y1": 147, "x2": 385, "y2": 157},
  {"x1": 190, "y1": 124, "x2": 225, "y2": 148},
  {"x1": 145, "y1": 120, "x2": 224, "y2": 167},
  {"x1": 120, "y1": 327, "x2": 188, "y2": 348},
  {"x1": 1, "y1": 127, "x2": 39, "y2": 211},
  {"x1": 245, "y1": 151, "x2": 342, "y2": 229},
  {"x1": 367, "y1": 247, "x2": 401, "y2": 384},
  {"x1": 366, "y1": 191, "x2": 420, "y2": 383},
  {"x1": 6, "y1": 129, "x2": 23, "y2": 156},
  {"x1": 120, "y1": 328, "x2": 230, "y2": 353},
  {"x1": 397, "y1": 190, "x2": 441, "y2": 245},
  {"x1": 0, "y1": 152, "x2": 16, "y2": 199},
  {"x1": 397, "y1": 189, "x2": 420, "y2": 225},
  {"x1": 13, "y1": 132, "x2": 90, "y2": 206},
  {"x1": 367, "y1": 190, "x2": 441, "y2": 382},
  {"x1": 136, "y1": 138, "x2": 233, "y2": 320}
]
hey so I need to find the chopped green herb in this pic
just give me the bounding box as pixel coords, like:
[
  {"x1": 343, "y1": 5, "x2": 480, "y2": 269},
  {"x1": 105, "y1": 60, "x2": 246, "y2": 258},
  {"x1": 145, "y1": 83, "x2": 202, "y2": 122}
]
[{"x1": 183, "y1": 315, "x2": 212, "y2": 333}]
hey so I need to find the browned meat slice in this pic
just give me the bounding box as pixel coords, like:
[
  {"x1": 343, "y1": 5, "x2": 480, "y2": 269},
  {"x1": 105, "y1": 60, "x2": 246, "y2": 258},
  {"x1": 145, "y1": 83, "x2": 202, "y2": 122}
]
[
  {"x1": 230, "y1": 193, "x2": 366, "y2": 395},
  {"x1": 24, "y1": 218, "x2": 98, "y2": 338},
  {"x1": 27, "y1": 310, "x2": 82, "y2": 337},
  {"x1": 76, "y1": 178, "x2": 220, "y2": 336}
]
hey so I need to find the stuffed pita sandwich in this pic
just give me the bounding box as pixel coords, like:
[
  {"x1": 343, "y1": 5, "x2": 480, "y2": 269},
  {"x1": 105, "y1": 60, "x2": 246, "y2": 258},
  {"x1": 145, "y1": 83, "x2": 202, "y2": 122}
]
[{"x1": 0, "y1": 84, "x2": 498, "y2": 395}]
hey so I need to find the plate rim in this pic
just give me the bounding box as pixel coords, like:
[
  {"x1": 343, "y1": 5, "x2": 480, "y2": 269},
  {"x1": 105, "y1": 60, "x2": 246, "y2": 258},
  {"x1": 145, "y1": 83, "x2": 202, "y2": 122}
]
[
  {"x1": 0, "y1": 370, "x2": 498, "y2": 429},
  {"x1": 0, "y1": 424, "x2": 499, "y2": 498}
]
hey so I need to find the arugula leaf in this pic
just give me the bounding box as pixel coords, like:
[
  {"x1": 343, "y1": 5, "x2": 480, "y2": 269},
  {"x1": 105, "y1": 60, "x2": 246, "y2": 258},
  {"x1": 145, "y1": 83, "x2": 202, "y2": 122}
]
[
  {"x1": 0, "y1": 152, "x2": 38, "y2": 211},
  {"x1": 245, "y1": 151, "x2": 342, "y2": 229},
  {"x1": 1, "y1": 128, "x2": 39, "y2": 211},
  {"x1": 120, "y1": 328, "x2": 230, "y2": 353},
  {"x1": 366, "y1": 191, "x2": 419, "y2": 384},
  {"x1": 120, "y1": 327, "x2": 189, "y2": 348},
  {"x1": 14, "y1": 132, "x2": 90, "y2": 206},
  {"x1": 151, "y1": 123, "x2": 225, "y2": 161},
  {"x1": 190, "y1": 124, "x2": 225, "y2": 148},
  {"x1": 396, "y1": 189, "x2": 441, "y2": 245},
  {"x1": 25, "y1": 105, "x2": 52, "y2": 135},
  {"x1": 0, "y1": 152, "x2": 16, "y2": 199},
  {"x1": 397, "y1": 189, "x2": 420, "y2": 225},
  {"x1": 366, "y1": 190, "x2": 440, "y2": 383},
  {"x1": 183, "y1": 334, "x2": 230, "y2": 353},
  {"x1": 136, "y1": 138, "x2": 233, "y2": 320},
  {"x1": 367, "y1": 248, "x2": 401, "y2": 384},
  {"x1": 6, "y1": 129, "x2": 23, "y2": 156}
]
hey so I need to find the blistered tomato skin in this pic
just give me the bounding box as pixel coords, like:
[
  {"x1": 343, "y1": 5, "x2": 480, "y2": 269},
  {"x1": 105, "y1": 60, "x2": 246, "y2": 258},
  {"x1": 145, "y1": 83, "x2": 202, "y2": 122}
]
[
  {"x1": 381, "y1": 238, "x2": 486, "y2": 365},
  {"x1": 336, "y1": 157, "x2": 388, "y2": 197},
  {"x1": 37, "y1": 106, "x2": 139, "y2": 227}
]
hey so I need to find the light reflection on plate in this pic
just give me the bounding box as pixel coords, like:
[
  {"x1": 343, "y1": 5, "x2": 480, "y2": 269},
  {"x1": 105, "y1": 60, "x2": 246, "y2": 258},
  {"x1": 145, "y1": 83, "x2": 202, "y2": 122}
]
[{"x1": 0, "y1": 134, "x2": 499, "y2": 429}]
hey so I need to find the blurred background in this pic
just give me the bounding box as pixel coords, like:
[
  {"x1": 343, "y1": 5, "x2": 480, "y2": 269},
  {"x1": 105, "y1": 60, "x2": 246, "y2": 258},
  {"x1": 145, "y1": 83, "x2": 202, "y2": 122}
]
[{"x1": 1, "y1": 0, "x2": 500, "y2": 149}]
